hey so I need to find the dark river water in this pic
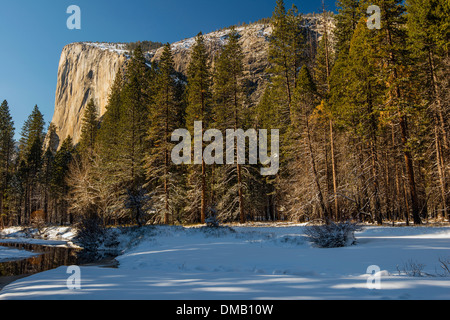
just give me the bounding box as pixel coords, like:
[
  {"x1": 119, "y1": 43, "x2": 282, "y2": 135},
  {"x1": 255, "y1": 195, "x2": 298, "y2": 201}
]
[{"x1": 0, "y1": 242, "x2": 117, "y2": 290}]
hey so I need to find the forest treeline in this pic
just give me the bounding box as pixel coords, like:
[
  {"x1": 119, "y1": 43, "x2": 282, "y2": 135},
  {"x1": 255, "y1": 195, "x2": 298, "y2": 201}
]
[{"x1": 0, "y1": 0, "x2": 448, "y2": 228}]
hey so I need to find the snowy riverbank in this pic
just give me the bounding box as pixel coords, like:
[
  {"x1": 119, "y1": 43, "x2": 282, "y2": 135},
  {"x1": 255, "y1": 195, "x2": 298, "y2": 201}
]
[
  {"x1": 0, "y1": 226, "x2": 77, "y2": 262},
  {"x1": 1, "y1": 224, "x2": 450, "y2": 300}
]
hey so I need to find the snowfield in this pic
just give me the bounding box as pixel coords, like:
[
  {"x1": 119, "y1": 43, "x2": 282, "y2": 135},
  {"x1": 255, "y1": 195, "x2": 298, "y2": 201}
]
[{"x1": 0, "y1": 224, "x2": 449, "y2": 300}]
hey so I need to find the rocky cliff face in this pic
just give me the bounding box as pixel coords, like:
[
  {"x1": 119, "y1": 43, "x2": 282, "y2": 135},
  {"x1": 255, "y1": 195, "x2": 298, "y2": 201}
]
[
  {"x1": 49, "y1": 16, "x2": 333, "y2": 148},
  {"x1": 50, "y1": 43, "x2": 127, "y2": 145},
  {"x1": 150, "y1": 23, "x2": 273, "y2": 108}
]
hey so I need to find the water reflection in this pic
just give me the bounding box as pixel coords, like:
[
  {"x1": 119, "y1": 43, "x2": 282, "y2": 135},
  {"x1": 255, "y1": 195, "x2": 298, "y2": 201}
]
[{"x1": 0, "y1": 242, "x2": 81, "y2": 277}]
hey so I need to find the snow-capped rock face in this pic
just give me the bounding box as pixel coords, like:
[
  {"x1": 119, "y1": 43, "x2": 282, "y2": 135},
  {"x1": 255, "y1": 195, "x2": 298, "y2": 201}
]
[
  {"x1": 49, "y1": 16, "x2": 333, "y2": 148},
  {"x1": 50, "y1": 43, "x2": 127, "y2": 145},
  {"x1": 150, "y1": 23, "x2": 272, "y2": 73},
  {"x1": 149, "y1": 23, "x2": 273, "y2": 109}
]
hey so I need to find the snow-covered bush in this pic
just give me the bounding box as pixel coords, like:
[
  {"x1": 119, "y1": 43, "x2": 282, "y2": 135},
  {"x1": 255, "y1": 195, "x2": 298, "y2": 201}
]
[{"x1": 304, "y1": 221, "x2": 362, "y2": 248}]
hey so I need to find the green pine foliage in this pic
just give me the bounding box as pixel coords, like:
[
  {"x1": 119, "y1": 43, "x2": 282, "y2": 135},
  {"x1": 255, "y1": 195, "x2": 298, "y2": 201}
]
[
  {"x1": 185, "y1": 33, "x2": 213, "y2": 224},
  {"x1": 212, "y1": 28, "x2": 250, "y2": 223},
  {"x1": 0, "y1": 100, "x2": 15, "y2": 226},
  {"x1": 79, "y1": 99, "x2": 99, "y2": 156},
  {"x1": 186, "y1": 33, "x2": 213, "y2": 129},
  {"x1": 19, "y1": 105, "x2": 45, "y2": 162},
  {"x1": 146, "y1": 43, "x2": 185, "y2": 224},
  {"x1": 1, "y1": 0, "x2": 448, "y2": 228},
  {"x1": 96, "y1": 46, "x2": 153, "y2": 225},
  {"x1": 406, "y1": 0, "x2": 449, "y2": 220},
  {"x1": 334, "y1": 0, "x2": 364, "y2": 56},
  {"x1": 120, "y1": 45, "x2": 151, "y2": 187},
  {"x1": 98, "y1": 68, "x2": 124, "y2": 161},
  {"x1": 267, "y1": 0, "x2": 305, "y2": 124}
]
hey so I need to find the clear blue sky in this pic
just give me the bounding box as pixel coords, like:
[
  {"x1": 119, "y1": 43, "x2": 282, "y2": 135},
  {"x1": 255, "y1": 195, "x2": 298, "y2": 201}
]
[{"x1": 0, "y1": 0, "x2": 336, "y2": 140}]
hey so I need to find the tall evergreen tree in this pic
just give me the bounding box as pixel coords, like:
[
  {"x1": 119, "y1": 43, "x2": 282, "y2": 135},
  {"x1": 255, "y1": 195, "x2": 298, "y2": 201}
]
[
  {"x1": 51, "y1": 136, "x2": 75, "y2": 224},
  {"x1": 290, "y1": 66, "x2": 330, "y2": 221},
  {"x1": 268, "y1": 0, "x2": 305, "y2": 123},
  {"x1": 79, "y1": 99, "x2": 99, "y2": 156},
  {"x1": 334, "y1": 0, "x2": 363, "y2": 56},
  {"x1": 185, "y1": 32, "x2": 213, "y2": 224},
  {"x1": 46, "y1": 123, "x2": 59, "y2": 155},
  {"x1": 213, "y1": 28, "x2": 248, "y2": 223},
  {"x1": 119, "y1": 46, "x2": 152, "y2": 224},
  {"x1": 40, "y1": 147, "x2": 54, "y2": 222},
  {"x1": 146, "y1": 43, "x2": 183, "y2": 224},
  {"x1": 406, "y1": 0, "x2": 449, "y2": 219},
  {"x1": 374, "y1": 0, "x2": 422, "y2": 224},
  {"x1": 95, "y1": 49, "x2": 155, "y2": 226},
  {"x1": 255, "y1": 85, "x2": 282, "y2": 221},
  {"x1": 0, "y1": 100, "x2": 15, "y2": 227},
  {"x1": 18, "y1": 105, "x2": 45, "y2": 224},
  {"x1": 314, "y1": 4, "x2": 340, "y2": 220},
  {"x1": 120, "y1": 46, "x2": 151, "y2": 184},
  {"x1": 347, "y1": 18, "x2": 385, "y2": 224},
  {"x1": 99, "y1": 68, "x2": 125, "y2": 160},
  {"x1": 19, "y1": 105, "x2": 45, "y2": 162},
  {"x1": 262, "y1": 0, "x2": 307, "y2": 221}
]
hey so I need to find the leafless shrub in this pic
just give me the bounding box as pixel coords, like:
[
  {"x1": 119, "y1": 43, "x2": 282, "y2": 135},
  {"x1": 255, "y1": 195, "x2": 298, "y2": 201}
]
[
  {"x1": 67, "y1": 153, "x2": 126, "y2": 224},
  {"x1": 397, "y1": 258, "x2": 450, "y2": 277},
  {"x1": 396, "y1": 259, "x2": 429, "y2": 277},
  {"x1": 437, "y1": 258, "x2": 450, "y2": 277}
]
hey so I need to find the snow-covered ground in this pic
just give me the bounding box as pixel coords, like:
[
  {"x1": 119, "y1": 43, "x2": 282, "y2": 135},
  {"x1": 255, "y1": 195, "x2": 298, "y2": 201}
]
[
  {"x1": 84, "y1": 42, "x2": 129, "y2": 55},
  {"x1": 0, "y1": 226, "x2": 76, "y2": 242},
  {"x1": 0, "y1": 227, "x2": 77, "y2": 262},
  {"x1": 0, "y1": 224, "x2": 449, "y2": 300}
]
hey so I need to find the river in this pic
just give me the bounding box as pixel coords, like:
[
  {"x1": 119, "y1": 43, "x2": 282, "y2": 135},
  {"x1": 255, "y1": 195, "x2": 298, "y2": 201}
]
[{"x1": 0, "y1": 241, "x2": 118, "y2": 290}]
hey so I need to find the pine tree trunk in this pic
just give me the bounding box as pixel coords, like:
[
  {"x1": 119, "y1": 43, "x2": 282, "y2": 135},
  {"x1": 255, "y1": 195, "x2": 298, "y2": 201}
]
[
  {"x1": 1, "y1": 138, "x2": 12, "y2": 228},
  {"x1": 322, "y1": 9, "x2": 338, "y2": 222},
  {"x1": 201, "y1": 159, "x2": 206, "y2": 224},
  {"x1": 200, "y1": 90, "x2": 206, "y2": 224},
  {"x1": 399, "y1": 116, "x2": 421, "y2": 225},
  {"x1": 164, "y1": 93, "x2": 170, "y2": 225},
  {"x1": 210, "y1": 163, "x2": 215, "y2": 211},
  {"x1": 0, "y1": 195, "x2": 3, "y2": 229},
  {"x1": 306, "y1": 118, "x2": 329, "y2": 222},
  {"x1": 356, "y1": 138, "x2": 370, "y2": 223},
  {"x1": 368, "y1": 86, "x2": 381, "y2": 224},
  {"x1": 283, "y1": 56, "x2": 292, "y2": 116},
  {"x1": 383, "y1": 148, "x2": 393, "y2": 222},
  {"x1": 330, "y1": 120, "x2": 339, "y2": 221},
  {"x1": 237, "y1": 163, "x2": 245, "y2": 223},
  {"x1": 402, "y1": 165, "x2": 410, "y2": 226},
  {"x1": 234, "y1": 82, "x2": 245, "y2": 224},
  {"x1": 427, "y1": 49, "x2": 448, "y2": 220},
  {"x1": 428, "y1": 50, "x2": 448, "y2": 149},
  {"x1": 385, "y1": 26, "x2": 421, "y2": 225},
  {"x1": 435, "y1": 126, "x2": 448, "y2": 220},
  {"x1": 371, "y1": 140, "x2": 382, "y2": 225}
]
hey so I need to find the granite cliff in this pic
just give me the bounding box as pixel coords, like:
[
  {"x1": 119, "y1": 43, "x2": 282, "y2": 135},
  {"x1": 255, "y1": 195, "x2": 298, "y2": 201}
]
[{"x1": 49, "y1": 15, "x2": 333, "y2": 148}]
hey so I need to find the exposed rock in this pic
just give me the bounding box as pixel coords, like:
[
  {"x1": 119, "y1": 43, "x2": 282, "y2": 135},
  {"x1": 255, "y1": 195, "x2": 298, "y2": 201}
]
[
  {"x1": 149, "y1": 23, "x2": 273, "y2": 109},
  {"x1": 50, "y1": 43, "x2": 127, "y2": 145},
  {"x1": 49, "y1": 16, "x2": 333, "y2": 148}
]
